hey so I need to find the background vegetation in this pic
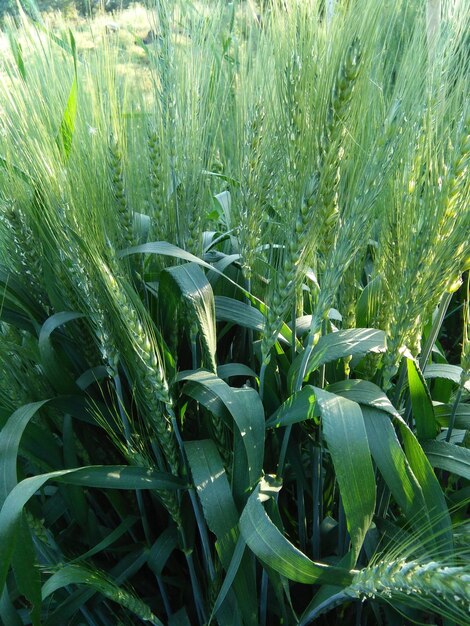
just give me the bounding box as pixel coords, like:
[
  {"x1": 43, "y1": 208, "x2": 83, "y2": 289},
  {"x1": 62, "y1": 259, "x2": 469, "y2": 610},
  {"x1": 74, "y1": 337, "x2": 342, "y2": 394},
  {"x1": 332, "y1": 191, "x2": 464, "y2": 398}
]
[{"x1": 0, "y1": 0, "x2": 469, "y2": 624}]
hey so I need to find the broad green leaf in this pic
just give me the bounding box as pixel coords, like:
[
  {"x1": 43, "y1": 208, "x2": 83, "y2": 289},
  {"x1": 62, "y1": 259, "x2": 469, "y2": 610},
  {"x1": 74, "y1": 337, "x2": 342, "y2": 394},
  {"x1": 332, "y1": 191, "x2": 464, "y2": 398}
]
[
  {"x1": 298, "y1": 553, "x2": 356, "y2": 626},
  {"x1": 313, "y1": 388, "x2": 376, "y2": 559},
  {"x1": 422, "y1": 440, "x2": 470, "y2": 480},
  {"x1": 239, "y1": 478, "x2": 353, "y2": 586},
  {"x1": 0, "y1": 157, "x2": 32, "y2": 185},
  {"x1": 54, "y1": 466, "x2": 185, "y2": 490},
  {"x1": 11, "y1": 514, "x2": 41, "y2": 626},
  {"x1": 38, "y1": 312, "x2": 85, "y2": 392},
  {"x1": 217, "y1": 363, "x2": 258, "y2": 380},
  {"x1": 119, "y1": 242, "x2": 270, "y2": 315},
  {"x1": 0, "y1": 400, "x2": 49, "y2": 505},
  {"x1": 56, "y1": 31, "x2": 78, "y2": 160},
  {"x1": 214, "y1": 190, "x2": 231, "y2": 227},
  {"x1": 0, "y1": 466, "x2": 184, "y2": 593},
  {"x1": 185, "y1": 440, "x2": 239, "y2": 538},
  {"x1": 424, "y1": 364, "x2": 470, "y2": 390},
  {"x1": 215, "y1": 296, "x2": 295, "y2": 348},
  {"x1": 215, "y1": 295, "x2": 265, "y2": 332},
  {"x1": 62, "y1": 414, "x2": 88, "y2": 529},
  {"x1": 180, "y1": 371, "x2": 264, "y2": 486},
  {"x1": 169, "y1": 608, "x2": 192, "y2": 626},
  {"x1": 0, "y1": 267, "x2": 43, "y2": 325},
  {"x1": 361, "y1": 407, "x2": 428, "y2": 527},
  {"x1": 42, "y1": 565, "x2": 160, "y2": 623},
  {"x1": 161, "y1": 263, "x2": 217, "y2": 372},
  {"x1": 0, "y1": 585, "x2": 22, "y2": 626},
  {"x1": 355, "y1": 275, "x2": 382, "y2": 328},
  {"x1": 310, "y1": 328, "x2": 386, "y2": 369},
  {"x1": 290, "y1": 328, "x2": 386, "y2": 386},
  {"x1": 231, "y1": 386, "x2": 265, "y2": 488},
  {"x1": 43, "y1": 547, "x2": 148, "y2": 624},
  {"x1": 186, "y1": 440, "x2": 257, "y2": 625},
  {"x1": 266, "y1": 386, "x2": 319, "y2": 429},
  {"x1": 210, "y1": 535, "x2": 246, "y2": 622},
  {"x1": 119, "y1": 241, "x2": 218, "y2": 271},
  {"x1": 147, "y1": 527, "x2": 179, "y2": 576},
  {"x1": 292, "y1": 309, "x2": 342, "y2": 337},
  {"x1": 396, "y1": 422, "x2": 452, "y2": 553},
  {"x1": 70, "y1": 516, "x2": 139, "y2": 564},
  {"x1": 328, "y1": 379, "x2": 399, "y2": 418},
  {"x1": 434, "y1": 403, "x2": 470, "y2": 430},
  {"x1": 75, "y1": 365, "x2": 110, "y2": 390},
  {"x1": 8, "y1": 34, "x2": 26, "y2": 80},
  {"x1": 181, "y1": 377, "x2": 231, "y2": 424},
  {"x1": 407, "y1": 358, "x2": 438, "y2": 440}
]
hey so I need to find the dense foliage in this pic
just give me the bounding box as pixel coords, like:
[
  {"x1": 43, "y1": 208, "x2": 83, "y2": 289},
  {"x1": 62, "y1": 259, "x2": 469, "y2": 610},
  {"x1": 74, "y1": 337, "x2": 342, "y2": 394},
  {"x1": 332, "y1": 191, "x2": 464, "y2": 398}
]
[
  {"x1": 0, "y1": 1, "x2": 469, "y2": 624},
  {"x1": 0, "y1": 0, "x2": 134, "y2": 21}
]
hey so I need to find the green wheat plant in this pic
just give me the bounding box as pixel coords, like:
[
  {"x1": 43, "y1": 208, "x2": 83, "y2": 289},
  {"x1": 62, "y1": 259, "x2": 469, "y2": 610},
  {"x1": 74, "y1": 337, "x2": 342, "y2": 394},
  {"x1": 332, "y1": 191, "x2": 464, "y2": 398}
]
[{"x1": 0, "y1": 0, "x2": 469, "y2": 624}]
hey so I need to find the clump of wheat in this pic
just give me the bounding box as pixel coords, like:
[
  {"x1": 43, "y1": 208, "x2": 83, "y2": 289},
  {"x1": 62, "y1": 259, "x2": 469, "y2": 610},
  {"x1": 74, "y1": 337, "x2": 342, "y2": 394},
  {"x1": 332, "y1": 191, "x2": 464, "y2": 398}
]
[
  {"x1": 317, "y1": 37, "x2": 362, "y2": 253},
  {"x1": 261, "y1": 174, "x2": 319, "y2": 364},
  {"x1": 0, "y1": 200, "x2": 46, "y2": 307},
  {"x1": 461, "y1": 285, "x2": 470, "y2": 380},
  {"x1": 348, "y1": 558, "x2": 470, "y2": 623},
  {"x1": 109, "y1": 135, "x2": 135, "y2": 249},
  {"x1": 238, "y1": 103, "x2": 269, "y2": 282},
  {"x1": 148, "y1": 125, "x2": 168, "y2": 240},
  {"x1": 97, "y1": 258, "x2": 179, "y2": 474},
  {"x1": 380, "y1": 111, "x2": 469, "y2": 389}
]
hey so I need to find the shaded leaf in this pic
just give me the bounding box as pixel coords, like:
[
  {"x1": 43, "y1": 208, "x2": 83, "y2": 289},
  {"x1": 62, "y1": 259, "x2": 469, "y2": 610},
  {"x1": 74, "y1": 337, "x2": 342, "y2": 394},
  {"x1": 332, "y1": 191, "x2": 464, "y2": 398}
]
[
  {"x1": 180, "y1": 371, "x2": 264, "y2": 486},
  {"x1": 422, "y1": 440, "x2": 470, "y2": 480},
  {"x1": 239, "y1": 477, "x2": 353, "y2": 586},
  {"x1": 290, "y1": 329, "x2": 386, "y2": 386},
  {"x1": 161, "y1": 263, "x2": 217, "y2": 372},
  {"x1": 314, "y1": 388, "x2": 376, "y2": 559},
  {"x1": 362, "y1": 407, "x2": 428, "y2": 527},
  {"x1": 407, "y1": 358, "x2": 438, "y2": 440},
  {"x1": 328, "y1": 379, "x2": 399, "y2": 418},
  {"x1": 424, "y1": 364, "x2": 469, "y2": 391},
  {"x1": 266, "y1": 386, "x2": 319, "y2": 429},
  {"x1": 0, "y1": 466, "x2": 184, "y2": 593},
  {"x1": 38, "y1": 312, "x2": 85, "y2": 392},
  {"x1": 42, "y1": 564, "x2": 160, "y2": 623}
]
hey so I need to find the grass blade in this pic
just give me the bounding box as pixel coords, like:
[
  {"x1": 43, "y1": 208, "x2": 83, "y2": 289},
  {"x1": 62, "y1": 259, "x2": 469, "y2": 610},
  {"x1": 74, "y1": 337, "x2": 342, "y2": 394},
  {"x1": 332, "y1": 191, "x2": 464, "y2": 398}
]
[{"x1": 314, "y1": 388, "x2": 376, "y2": 560}]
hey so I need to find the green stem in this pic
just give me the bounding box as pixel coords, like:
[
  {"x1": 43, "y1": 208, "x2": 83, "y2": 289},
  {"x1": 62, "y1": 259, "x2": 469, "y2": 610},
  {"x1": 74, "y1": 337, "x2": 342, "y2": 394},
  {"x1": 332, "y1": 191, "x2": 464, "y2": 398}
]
[
  {"x1": 259, "y1": 359, "x2": 268, "y2": 402},
  {"x1": 260, "y1": 569, "x2": 268, "y2": 626},
  {"x1": 295, "y1": 331, "x2": 316, "y2": 391},
  {"x1": 191, "y1": 324, "x2": 198, "y2": 370},
  {"x1": 184, "y1": 548, "x2": 207, "y2": 626},
  {"x1": 297, "y1": 473, "x2": 307, "y2": 553},
  {"x1": 391, "y1": 361, "x2": 407, "y2": 408},
  {"x1": 291, "y1": 302, "x2": 297, "y2": 357},
  {"x1": 311, "y1": 443, "x2": 322, "y2": 560},
  {"x1": 419, "y1": 291, "x2": 453, "y2": 371},
  {"x1": 445, "y1": 385, "x2": 463, "y2": 443},
  {"x1": 114, "y1": 375, "x2": 171, "y2": 614},
  {"x1": 114, "y1": 374, "x2": 131, "y2": 443},
  {"x1": 276, "y1": 424, "x2": 291, "y2": 478},
  {"x1": 170, "y1": 412, "x2": 215, "y2": 580},
  {"x1": 402, "y1": 291, "x2": 454, "y2": 424},
  {"x1": 278, "y1": 319, "x2": 320, "y2": 478},
  {"x1": 245, "y1": 276, "x2": 255, "y2": 368}
]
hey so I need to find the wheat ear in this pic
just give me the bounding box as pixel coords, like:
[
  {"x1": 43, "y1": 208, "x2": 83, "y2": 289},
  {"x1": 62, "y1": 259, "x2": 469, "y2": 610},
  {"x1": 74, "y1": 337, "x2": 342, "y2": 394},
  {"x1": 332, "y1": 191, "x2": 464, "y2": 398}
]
[
  {"x1": 109, "y1": 135, "x2": 135, "y2": 248},
  {"x1": 348, "y1": 559, "x2": 470, "y2": 620}
]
